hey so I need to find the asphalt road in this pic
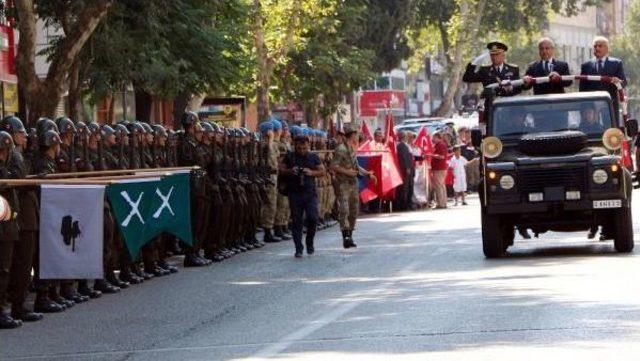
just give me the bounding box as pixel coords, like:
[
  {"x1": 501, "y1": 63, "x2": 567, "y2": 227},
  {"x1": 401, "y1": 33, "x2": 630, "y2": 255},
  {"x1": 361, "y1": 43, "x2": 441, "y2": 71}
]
[{"x1": 3, "y1": 192, "x2": 640, "y2": 360}]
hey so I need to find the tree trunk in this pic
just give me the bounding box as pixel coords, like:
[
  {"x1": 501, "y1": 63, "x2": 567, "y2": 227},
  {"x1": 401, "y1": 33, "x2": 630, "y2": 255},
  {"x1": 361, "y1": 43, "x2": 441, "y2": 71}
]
[
  {"x1": 134, "y1": 87, "x2": 153, "y2": 123},
  {"x1": 68, "y1": 59, "x2": 83, "y2": 122},
  {"x1": 253, "y1": 0, "x2": 271, "y2": 123},
  {"x1": 172, "y1": 93, "x2": 190, "y2": 129},
  {"x1": 14, "y1": 0, "x2": 113, "y2": 126},
  {"x1": 432, "y1": 0, "x2": 486, "y2": 117}
]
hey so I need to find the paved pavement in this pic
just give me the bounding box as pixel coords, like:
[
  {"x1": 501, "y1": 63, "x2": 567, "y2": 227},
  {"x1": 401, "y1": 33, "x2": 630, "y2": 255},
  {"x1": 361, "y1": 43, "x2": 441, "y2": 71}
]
[{"x1": 3, "y1": 192, "x2": 640, "y2": 360}]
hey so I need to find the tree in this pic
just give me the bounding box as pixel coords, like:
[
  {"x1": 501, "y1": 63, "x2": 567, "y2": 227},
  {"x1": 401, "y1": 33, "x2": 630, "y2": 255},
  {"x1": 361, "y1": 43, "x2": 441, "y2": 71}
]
[
  {"x1": 12, "y1": 0, "x2": 113, "y2": 125},
  {"x1": 76, "y1": 0, "x2": 249, "y2": 124},
  {"x1": 611, "y1": 0, "x2": 640, "y2": 116}
]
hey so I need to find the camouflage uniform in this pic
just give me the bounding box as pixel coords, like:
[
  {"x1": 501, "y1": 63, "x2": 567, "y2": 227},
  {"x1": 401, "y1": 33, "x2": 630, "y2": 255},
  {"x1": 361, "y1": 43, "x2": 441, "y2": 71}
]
[{"x1": 331, "y1": 143, "x2": 360, "y2": 233}]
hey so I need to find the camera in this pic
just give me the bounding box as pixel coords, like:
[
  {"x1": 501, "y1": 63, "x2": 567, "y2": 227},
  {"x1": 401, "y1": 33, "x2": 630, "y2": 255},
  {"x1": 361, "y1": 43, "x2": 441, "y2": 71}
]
[{"x1": 294, "y1": 166, "x2": 305, "y2": 185}]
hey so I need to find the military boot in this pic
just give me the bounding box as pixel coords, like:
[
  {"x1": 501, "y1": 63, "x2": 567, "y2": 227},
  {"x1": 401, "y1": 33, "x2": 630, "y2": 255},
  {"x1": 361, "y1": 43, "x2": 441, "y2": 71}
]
[
  {"x1": 263, "y1": 228, "x2": 281, "y2": 243},
  {"x1": 348, "y1": 230, "x2": 357, "y2": 248},
  {"x1": 132, "y1": 263, "x2": 154, "y2": 280},
  {"x1": 157, "y1": 259, "x2": 179, "y2": 273},
  {"x1": 78, "y1": 280, "x2": 103, "y2": 298},
  {"x1": 119, "y1": 267, "x2": 144, "y2": 284},
  {"x1": 93, "y1": 279, "x2": 121, "y2": 294},
  {"x1": 106, "y1": 270, "x2": 130, "y2": 288},
  {"x1": 342, "y1": 230, "x2": 356, "y2": 249},
  {"x1": 184, "y1": 253, "x2": 207, "y2": 267},
  {"x1": 274, "y1": 226, "x2": 292, "y2": 240},
  {"x1": 50, "y1": 287, "x2": 74, "y2": 308},
  {"x1": 11, "y1": 308, "x2": 43, "y2": 323},
  {"x1": 33, "y1": 293, "x2": 65, "y2": 313},
  {"x1": 0, "y1": 313, "x2": 22, "y2": 329}
]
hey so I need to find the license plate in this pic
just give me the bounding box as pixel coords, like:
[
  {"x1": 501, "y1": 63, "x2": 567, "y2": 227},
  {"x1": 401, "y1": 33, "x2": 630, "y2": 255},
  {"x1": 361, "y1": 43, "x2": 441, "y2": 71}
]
[{"x1": 593, "y1": 200, "x2": 622, "y2": 209}]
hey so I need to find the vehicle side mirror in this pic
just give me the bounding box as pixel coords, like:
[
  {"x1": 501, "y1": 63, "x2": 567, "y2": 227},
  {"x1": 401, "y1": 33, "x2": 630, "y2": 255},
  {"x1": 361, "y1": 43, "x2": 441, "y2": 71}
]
[
  {"x1": 471, "y1": 129, "x2": 483, "y2": 148},
  {"x1": 626, "y1": 119, "x2": 638, "y2": 137}
]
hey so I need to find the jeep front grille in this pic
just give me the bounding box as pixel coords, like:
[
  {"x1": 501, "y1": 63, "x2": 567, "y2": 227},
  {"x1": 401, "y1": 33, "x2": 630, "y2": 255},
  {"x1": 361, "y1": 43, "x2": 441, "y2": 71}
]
[{"x1": 518, "y1": 165, "x2": 588, "y2": 193}]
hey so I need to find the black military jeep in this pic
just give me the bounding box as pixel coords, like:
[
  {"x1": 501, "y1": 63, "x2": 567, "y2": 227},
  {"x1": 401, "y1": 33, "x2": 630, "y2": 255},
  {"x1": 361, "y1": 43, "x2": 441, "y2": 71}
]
[{"x1": 472, "y1": 88, "x2": 638, "y2": 258}]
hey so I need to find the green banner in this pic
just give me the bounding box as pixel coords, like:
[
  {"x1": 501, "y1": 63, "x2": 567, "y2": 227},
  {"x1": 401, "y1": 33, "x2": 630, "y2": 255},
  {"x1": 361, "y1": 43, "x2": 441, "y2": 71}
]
[{"x1": 106, "y1": 173, "x2": 193, "y2": 259}]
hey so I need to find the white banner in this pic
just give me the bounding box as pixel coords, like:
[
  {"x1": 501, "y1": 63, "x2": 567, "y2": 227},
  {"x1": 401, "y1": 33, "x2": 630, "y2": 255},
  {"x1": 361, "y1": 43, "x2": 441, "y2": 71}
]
[{"x1": 39, "y1": 184, "x2": 105, "y2": 279}]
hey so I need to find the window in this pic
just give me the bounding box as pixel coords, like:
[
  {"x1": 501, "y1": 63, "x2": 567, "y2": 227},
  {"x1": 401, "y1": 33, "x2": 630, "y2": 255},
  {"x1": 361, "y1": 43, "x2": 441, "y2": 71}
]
[{"x1": 493, "y1": 99, "x2": 613, "y2": 139}]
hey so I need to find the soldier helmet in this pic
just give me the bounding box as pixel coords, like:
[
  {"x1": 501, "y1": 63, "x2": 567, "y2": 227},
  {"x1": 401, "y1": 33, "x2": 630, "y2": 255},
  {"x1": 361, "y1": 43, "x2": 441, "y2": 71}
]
[
  {"x1": 55, "y1": 117, "x2": 76, "y2": 135},
  {"x1": 101, "y1": 124, "x2": 116, "y2": 138},
  {"x1": 201, "y1": 122, "x2": 214, "y2": 134},
  {"x1": 127, "y1": 122, "x2": 145, "y2": 135},
  {"x1": 114, "y1": 123, "x2": 130, "y2": 137},
  {"x1": 181, "y1": 111, "x2": 199, "y2": 128},
  {"x1": 279, "y1": 119, "x2": 288, "y2": 130},
  {"x1": 40, "y1": 130, "x2": 62, "y2": 148},
  {"x1": 0, "y1": 116, "x2": 26, "y2": 135},
  {"x1": 36, "y1": 117, "x2": 59, "y2": 137},
  {"x1": 139, "y1": 122, "x2": 153, "y2": 134},
  {"x1": 86, "y1": 122, "x2": 101, "y2": 134},
  {"x1": 75, "y1": 121, "x2": 88, "y2": 136},
  {"x1": 211, "y1": 122, "x2": 223, "y2": 134},
  {"x1": 152, "y1": 124, "x2": 168, "y2": 138},
  {"x1": 0, "y1": 131, "x2": 14, "y2": 150}
]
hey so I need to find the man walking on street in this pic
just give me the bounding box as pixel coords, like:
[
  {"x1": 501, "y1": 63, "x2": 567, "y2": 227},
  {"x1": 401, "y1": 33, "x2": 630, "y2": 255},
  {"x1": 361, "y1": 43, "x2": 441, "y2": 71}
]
[
  {"x1": 331, "y1": 124, "x2": 376, "y2": 249},
  {"x1": 279, "y1": 126, "x2": 326, "y2": 257}
]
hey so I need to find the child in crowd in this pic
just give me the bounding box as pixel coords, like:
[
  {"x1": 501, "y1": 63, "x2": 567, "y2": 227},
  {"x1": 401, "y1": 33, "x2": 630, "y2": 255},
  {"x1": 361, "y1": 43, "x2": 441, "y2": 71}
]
[{"x1": 449, "y1": 145, "x2": 468, "y2": 205}]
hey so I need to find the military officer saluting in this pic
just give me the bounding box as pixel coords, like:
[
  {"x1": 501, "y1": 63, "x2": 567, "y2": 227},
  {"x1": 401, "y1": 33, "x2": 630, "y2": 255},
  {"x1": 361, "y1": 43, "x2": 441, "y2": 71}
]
[{"x1": 463, "y1": 41, "x2": 521, "y2": 96}]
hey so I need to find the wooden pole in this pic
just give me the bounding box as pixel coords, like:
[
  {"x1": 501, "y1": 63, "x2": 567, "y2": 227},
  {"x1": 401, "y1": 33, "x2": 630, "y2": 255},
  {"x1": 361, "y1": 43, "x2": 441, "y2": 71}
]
[
  {"x1": 26, "y1": 166, "x2": 199, "y2": 179},
  {"x1": 0, "y1": 179, "x2": 114, "y2": 186}
]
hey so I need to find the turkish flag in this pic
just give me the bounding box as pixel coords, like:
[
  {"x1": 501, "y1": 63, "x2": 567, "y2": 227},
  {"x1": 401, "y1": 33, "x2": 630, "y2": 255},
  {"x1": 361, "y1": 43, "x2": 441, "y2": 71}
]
[
  {"x1": 413, "y1": 126, "x2": 433, "y2": 158},
  {"x1": 622, "y1": 138, "x2": 633, "y2": 170},
  {"x1": 361, "y1": 122, "x2": 373, "y2": 142}
]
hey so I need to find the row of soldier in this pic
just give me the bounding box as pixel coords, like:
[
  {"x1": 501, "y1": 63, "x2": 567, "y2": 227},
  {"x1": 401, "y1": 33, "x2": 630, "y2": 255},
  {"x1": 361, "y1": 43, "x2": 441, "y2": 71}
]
[{"x1": 0, "y1": 112, "x2": 340, "y2": 329}]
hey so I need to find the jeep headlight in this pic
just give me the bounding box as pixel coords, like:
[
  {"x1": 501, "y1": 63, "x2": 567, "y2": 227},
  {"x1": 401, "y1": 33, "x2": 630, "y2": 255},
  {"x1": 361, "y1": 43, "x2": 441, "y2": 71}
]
[
  {"x1": 499, "y1": 175, "x2": 515, "y2": 190},
  {"x1": 592, "y1": 169, "x2": 609, "y2": 184}
]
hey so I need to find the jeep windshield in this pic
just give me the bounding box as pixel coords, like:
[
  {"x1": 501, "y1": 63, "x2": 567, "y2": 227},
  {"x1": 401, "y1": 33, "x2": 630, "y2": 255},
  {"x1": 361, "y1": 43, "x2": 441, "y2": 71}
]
[{"x1": 492, "y1": 99, "x2": 613, "y2": 139}]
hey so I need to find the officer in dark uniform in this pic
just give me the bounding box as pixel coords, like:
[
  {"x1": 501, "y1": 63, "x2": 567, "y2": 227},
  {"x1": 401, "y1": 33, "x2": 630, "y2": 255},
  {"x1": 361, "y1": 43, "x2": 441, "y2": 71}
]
[
  {"x1": 1, "y1": 117, "x2": 46, "y2": 322},
  {"x1": 463, "y1": 41, "x2": 522, "y2": 96},
  {"x1": 0, "y1": 131, "x2": 23, "y2": 328},
  {"x1": 279, "y1": 127, "x2": 326, "y2": 257}
]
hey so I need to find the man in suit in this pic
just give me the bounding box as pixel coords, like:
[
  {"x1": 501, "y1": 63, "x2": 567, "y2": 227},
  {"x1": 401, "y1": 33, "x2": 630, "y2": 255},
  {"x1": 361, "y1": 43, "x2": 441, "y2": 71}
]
[
  {"x1": 579, "y1": 36, "x2": 627, "y2": 101},
  {"x1": 463, "y1": 41, "x2": 521, "y2": 96},
  {"x1": 395, "y1": 131, "x2": 415, "y2": 211},
  {"x1": 522, "y1": 37, "x2": 572, "y2": 95}
]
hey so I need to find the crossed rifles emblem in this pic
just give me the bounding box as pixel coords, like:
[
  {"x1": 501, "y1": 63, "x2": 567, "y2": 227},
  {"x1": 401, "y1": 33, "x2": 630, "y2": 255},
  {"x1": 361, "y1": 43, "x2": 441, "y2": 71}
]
[{"x1": 120, "y1": 186, "x2": 175, "y2": 227}]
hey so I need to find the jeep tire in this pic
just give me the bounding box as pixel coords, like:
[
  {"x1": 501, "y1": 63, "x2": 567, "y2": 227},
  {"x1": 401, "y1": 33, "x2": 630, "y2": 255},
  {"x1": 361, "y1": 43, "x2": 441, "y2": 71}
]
[
  {"x1": 482, "y1": 209, "x2": 505, "y2": 258},
  {"x1": 614, "y1": 206, "x2": 634, "y2": 253},
  {"x1": 518, "y1": 131, "x2": 588, "y2": 156}
]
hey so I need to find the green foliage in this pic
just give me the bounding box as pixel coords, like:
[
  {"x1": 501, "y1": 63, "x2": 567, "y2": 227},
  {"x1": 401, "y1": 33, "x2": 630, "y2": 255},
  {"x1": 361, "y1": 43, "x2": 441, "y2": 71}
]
[
  {"x1": 82, "y1": 0, "x2": 249, "y2": 100},
  {"x1": 611, "y1": 0, "x2": 640, "y2": 109}
]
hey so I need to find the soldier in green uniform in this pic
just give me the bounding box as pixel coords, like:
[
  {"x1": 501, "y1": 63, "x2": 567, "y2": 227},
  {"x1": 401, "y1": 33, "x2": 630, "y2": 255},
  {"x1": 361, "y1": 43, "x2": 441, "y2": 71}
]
[
  {"x1": 0, "y1": 131, "x2": 24, "y2": 328},
  {"x1": 1, "y1": 117, "x2": 47, "y2": 322},
  {"x1": 177, "y1": 111, "x2": 211, "y2": 267},
  {"x1": 274, "y1": 119, "x2": 292, "y2": 240},
  {"x1": 259, "y1": 120, "x2": 281, "y2": 243},
  {"x1": 330, "y1": 124, "x2": 376, "y2": 248}
]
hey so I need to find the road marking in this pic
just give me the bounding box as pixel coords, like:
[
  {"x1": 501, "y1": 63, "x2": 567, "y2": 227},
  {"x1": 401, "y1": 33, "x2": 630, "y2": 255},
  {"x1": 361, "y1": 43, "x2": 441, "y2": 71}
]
[{"x1": 244, "y1": 260, "x2": 421, "y2": 360}]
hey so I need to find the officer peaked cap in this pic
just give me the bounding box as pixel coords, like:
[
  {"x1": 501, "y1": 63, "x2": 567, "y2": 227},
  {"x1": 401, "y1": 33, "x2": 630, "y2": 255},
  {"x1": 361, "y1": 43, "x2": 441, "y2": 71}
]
[{"x1": 487, "y1": 41, "x2": 508, "y2": 54}]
